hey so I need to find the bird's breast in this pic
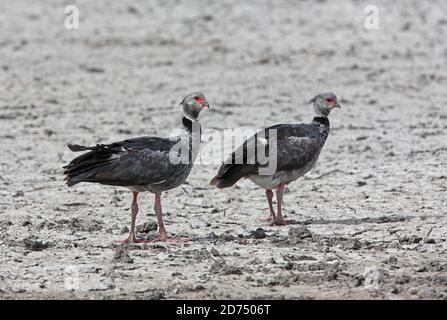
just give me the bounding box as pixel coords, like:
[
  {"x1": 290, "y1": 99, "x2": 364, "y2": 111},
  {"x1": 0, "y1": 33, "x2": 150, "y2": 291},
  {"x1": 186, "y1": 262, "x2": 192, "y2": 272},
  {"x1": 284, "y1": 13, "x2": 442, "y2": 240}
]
[{"x1": 249, "y1": 158, "x2": 318, "y2": 189}]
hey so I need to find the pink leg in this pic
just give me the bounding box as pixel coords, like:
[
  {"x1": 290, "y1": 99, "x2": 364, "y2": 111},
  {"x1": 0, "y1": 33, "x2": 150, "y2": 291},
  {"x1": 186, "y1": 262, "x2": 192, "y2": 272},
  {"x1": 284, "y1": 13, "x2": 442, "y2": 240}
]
[
  {"x1": 120, "y1": 192, "x2": 151, "y2": 243},
  {"x1": 260, "y1": 189, "x2": 276, "y2": 222},
  {"x1": 149, "y1": 193, "x2": 191, "y2": 243},
  {"x1": 273, "y1": 183, "x2": 296, "y2": 226}
]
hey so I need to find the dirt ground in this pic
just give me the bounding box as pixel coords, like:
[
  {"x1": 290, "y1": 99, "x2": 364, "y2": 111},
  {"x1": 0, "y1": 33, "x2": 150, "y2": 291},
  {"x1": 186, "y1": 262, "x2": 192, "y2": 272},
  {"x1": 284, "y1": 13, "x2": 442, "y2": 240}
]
[{"x1": 0, "y1": 1, "x2": 446, "y2": 299}]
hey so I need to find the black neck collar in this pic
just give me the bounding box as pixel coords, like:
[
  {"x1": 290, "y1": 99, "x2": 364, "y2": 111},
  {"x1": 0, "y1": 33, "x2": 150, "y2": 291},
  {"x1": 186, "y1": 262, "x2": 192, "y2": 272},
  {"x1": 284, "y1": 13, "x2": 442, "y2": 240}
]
[
  {"x1": 182, "y1": 117, "x2": 193, "y2": 132},
  {"x1": 312, "y1": 116, "x2": 330, "y2": 127},
  {"x1": 182, "y1": 116, "x2": 201, "y2": 134}
]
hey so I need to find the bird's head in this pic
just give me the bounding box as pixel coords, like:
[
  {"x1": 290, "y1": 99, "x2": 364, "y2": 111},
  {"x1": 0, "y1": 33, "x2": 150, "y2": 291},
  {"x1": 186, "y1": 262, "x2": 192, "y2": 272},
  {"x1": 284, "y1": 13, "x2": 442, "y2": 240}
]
[
  {"x1": 180, "y1": 92, "x2": 209, "y2": 120},
  {"x1": 308, "y1": 92, "x2": 341, "y2": 117}
]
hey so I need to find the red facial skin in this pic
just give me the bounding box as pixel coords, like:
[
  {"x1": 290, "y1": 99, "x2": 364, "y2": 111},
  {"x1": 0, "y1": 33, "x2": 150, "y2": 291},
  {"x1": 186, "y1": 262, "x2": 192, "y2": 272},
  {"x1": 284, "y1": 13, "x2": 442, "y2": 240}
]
[
  {"x1": 327, "y1": 99, "x2": 336, "y2": 107},
  {"x1": 194, "y1": 97, "x2": 205, "y2": 104}
]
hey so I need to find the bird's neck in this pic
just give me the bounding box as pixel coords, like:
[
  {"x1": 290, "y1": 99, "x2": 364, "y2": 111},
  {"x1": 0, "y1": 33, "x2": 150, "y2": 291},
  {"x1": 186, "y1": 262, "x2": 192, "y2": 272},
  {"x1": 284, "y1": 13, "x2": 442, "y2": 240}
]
[
  {"x1": 312, "y1": 116, "x2": 330, "y2": 138},
  {"x1": 182, "y1": 116, "x2": 201, "y2": 137},
  {"x1": 181, "y1": 116, "x2": 201, "y2": 160},
  {"x1": 182, "y1": 117, "x2": 202, "y2": 146},
  {"x1": 312, "y1": 116, "x2": 330, "y2": 128}
]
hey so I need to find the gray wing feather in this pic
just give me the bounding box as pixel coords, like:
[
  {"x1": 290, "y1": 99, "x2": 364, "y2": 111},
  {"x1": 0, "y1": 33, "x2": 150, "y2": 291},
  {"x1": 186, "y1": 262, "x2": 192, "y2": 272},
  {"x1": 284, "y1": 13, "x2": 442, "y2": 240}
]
[
  {"x1": 64, "y1": 136, "x2": 188, "y2": 187},
  {"x1": 275, "y1": 136, "x2": 322, "y2": 172},
  {"x1": 211, "y1": 123, "x2": 325, "y2": 187},
  {"x1": 95, "y1": 148, "x2": 185, "y2": 186}
]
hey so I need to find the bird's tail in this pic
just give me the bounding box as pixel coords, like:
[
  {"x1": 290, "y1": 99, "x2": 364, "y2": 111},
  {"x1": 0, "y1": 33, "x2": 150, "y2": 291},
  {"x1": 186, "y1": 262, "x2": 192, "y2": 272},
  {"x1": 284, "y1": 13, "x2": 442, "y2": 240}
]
[
  {"x1": 209, "y1": 175, "x2": 234, "y2": 189},
  {"x1": 63, "y1": 143, "x2": 114, "y2": 187},
  {"x1": 209, "y1": 164, "x2": 255, "y2": 189},
  {"x1": 67, "y1": 143, "x2": 102, "y2": 152}
]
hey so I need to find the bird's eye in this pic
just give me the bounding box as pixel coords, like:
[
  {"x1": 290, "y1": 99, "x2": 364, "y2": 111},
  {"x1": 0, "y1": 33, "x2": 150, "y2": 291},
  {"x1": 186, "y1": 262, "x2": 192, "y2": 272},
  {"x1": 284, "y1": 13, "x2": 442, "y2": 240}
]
[
  {"x1": 327, "y1": 99, "x2": 335, "y2": 103},
  {"x1": 194, "y1": 96, "x2": 204, "y2": 103}
]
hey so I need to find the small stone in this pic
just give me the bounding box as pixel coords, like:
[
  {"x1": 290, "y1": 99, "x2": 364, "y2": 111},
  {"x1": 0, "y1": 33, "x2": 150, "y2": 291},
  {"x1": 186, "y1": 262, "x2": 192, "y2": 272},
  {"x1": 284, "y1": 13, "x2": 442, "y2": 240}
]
[
  {"x1": 0, "y1": 221, "x2": 13, "y2": 228},
  {"x1": 44, "y1": 129, "x2": 55, "y2": 137},
  {"x1": 324, "y1": 270, "x2": 338, "y2": 281},
  {"x1": 209, "y1": 247, "x2": 220, "y2": 256},
  {"x1": 383, "y1": 256, "x2": 398, "y2": 264},
  {"x1": 395, "y1": 275, "x2": 410, "y2": 284},
  {"x1": 136, "y1": 221, "x2": 158, "y2": 233},
  {"x1": 144, "y1": 289, "x2": 165, "y2": 300},
  {"x1": 288, "y1": 227, "x2": 312, "y2": 244},
  {"x1": 23, "y1": 238, "x2": 50, "y2": 251},
  {"x1": 410, "y1": 236, "x2": 422, "y2": 244},
  {"x1": 206, "y1": 232, "x2": 219, "y2": 241},
  {"x1": 391, "y1": 287, "x2": 400, "y2": 294},
  {"x1": 220, "y1": 233, "x2": 235, "y2": 242},
  {"x1": 353, "y1": 275, "x2": 364, "y2": 287},
  {"x1": 248, "y1": 258, "x2": 261, "y2": 265},
  {"x1": 297, "y1": 255, "x2": 317, "y2": 261},
  {"x1": 210, "y1": 260, "x2": 242, "y2": 275},
  {"x1": 113, "y1": 245, "x2": 134, "y2": 264},
  {"x1": 13, "y1": 190, "x2": 24, "y2": 198},
  {"x1": 409, "y1": 287, "x2": 419, "y2": 295},
  {"x1": 120, "y1": 226, "x2": 129, "y2": 235},
  {"x1": 253, "y1": 228, "x2": 266, "y2": 239},
  {"x1": 22, "y1": 220, "x2": 32, "y2": 227},
  {"x1": 83, "y1": 66, "x2": 105, "y2": 73},
  {"x1": 284, "y1": 262, "x2": 294, "y2": 270},
  {"x1": 342, "y1": 239, "x2": 362, "y2": 250},
  {"x1": 127, "y1": 5, "x2": 139, "y2": 15},
  {"x1": 416, "y1": 266, "x2": 427, "y2": 272},
  {"x1": 188, "y1": 285, "x2": 205, "y2": 292}
]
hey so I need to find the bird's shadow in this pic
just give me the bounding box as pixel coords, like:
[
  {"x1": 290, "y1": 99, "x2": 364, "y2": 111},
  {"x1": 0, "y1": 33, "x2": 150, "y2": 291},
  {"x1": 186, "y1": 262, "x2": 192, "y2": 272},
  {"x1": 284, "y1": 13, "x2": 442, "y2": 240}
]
[{"x1": 297, "y1": 214, "x2": 420, "y2": 226}]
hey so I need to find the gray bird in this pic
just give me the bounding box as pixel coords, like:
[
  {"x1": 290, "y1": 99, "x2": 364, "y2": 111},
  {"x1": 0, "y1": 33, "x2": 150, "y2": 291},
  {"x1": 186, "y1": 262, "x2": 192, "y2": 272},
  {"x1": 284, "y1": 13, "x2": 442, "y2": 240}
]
[
  {"x1": 64, "y1": 92, "x2": 209, "y2": 243},
  {"x1": 210, "y1": 92, "x2": 341, "y2": 225}
]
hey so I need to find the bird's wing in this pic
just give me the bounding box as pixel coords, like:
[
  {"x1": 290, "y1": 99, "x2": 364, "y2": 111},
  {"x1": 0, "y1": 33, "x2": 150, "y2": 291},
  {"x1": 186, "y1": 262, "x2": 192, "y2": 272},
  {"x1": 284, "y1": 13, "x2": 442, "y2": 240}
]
[
  {"x1": 274, "y1": 133, "x2": 323, "y2": 172},
  {"x1": 64, "y1": 136, "x2": 187, "y2": 186},
  {"x1": 211, "y1": 123, "x2": 324, "y2": 187}
]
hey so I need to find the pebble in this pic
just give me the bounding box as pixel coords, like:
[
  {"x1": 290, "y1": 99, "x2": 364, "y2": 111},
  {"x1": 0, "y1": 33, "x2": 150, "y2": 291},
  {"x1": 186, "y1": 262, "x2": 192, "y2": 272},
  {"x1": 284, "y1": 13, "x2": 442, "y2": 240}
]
[
  {"x1": 23, "y1": 238, "x2": 50, "y2": 251},
  {"x1": 136, "y1": 221, "x2": 158, "y2": 233},
  {"x1": 209, "y1": 247, "x2": 220, "y2": 256},
  {"x1": 22, "y1": 220, "x2": 32, "y2": 227},
  {"x1": 288, "y1": 227, "x2": 312, "y2": 244},
  {"x1": 113, "y1": 245, "x2": 134, "y2": 264},
  {"x1": 342, "y1": 239, "x2": 362, "y2": 250},
  {"x1": 210, "y1": 260, "x2": 243, "y2": 275},
  {"x1": 253, "y1": 228, "x2": 266, "y2": 239}
]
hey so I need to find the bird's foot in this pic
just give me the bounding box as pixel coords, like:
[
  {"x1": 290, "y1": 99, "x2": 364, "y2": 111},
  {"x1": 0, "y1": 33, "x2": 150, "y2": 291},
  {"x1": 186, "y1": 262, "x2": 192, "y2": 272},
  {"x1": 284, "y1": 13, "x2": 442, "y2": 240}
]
[{"x1": 272, "y1": 218, "x2": 296, "y2": 226}]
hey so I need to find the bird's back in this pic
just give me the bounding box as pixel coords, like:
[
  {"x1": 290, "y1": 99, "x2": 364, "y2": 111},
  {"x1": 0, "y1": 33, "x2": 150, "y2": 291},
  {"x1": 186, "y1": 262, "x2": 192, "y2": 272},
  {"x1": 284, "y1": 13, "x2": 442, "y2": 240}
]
[
  {"x1": 64, "y1": 135, "x2": 194, "y2": 192},
  {"x1": 211, "y1": 117, "x2": 330, "y2": 188}
]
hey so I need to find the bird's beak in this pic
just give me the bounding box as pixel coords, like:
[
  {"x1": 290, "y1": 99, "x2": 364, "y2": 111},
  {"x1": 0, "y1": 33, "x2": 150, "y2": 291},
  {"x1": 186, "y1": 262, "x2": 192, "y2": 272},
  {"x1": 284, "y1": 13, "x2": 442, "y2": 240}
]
[
  {"x1": 334, "y1": 101, "x2": 341, "y2": 108},
  {"x1": 202, "y1": 101, "x2": 210, "y2": 109}
]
